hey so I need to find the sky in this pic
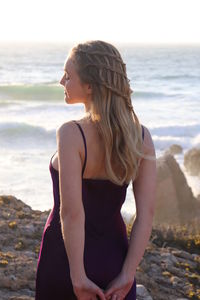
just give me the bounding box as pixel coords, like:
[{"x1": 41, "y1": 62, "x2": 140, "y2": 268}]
[{"x1": 0, "y1": 0, "x2": 200, "y2": 44}]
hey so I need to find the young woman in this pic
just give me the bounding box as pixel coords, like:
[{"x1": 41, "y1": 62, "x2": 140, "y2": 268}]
[{"x1": 35, "y1": 40, "x2": 156, "y2": 300}]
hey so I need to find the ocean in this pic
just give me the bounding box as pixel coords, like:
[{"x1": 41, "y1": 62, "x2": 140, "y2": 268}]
[{"x1": 0, "y1": 42, "x2": 200, "y2": 221}]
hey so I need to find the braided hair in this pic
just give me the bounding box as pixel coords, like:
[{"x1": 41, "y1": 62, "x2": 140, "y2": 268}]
[{"x1": 69, "y1": 40, "x2": 148, "y2": 186}]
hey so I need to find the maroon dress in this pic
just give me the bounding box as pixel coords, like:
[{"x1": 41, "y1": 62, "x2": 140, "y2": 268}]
[{"x1": 35, "y1": 120, "x2": 144, "y2": 299}]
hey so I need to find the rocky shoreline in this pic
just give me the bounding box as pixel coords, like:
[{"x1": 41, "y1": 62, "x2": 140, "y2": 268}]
[{"x1": 0, "y1": 152, "x2": 200, "y2": 300}]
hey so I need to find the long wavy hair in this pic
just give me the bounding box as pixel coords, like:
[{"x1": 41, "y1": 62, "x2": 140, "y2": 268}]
[{"x1": 69, "y1": 40, "x2": 154, "y2": 186}]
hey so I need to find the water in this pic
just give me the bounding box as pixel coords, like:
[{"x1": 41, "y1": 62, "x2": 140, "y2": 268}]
[{"x1": 0, "y1": 42, "x2": 200, "y2": 221}]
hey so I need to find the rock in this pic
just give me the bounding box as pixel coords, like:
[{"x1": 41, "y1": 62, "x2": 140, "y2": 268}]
[
  {"x1": 171, "y1": 249, "x2": 195, "y2": 261},
  {"x1": 0, "y1": 195, "x2": 47, "y2": 299},
  {"x1": 155, "y1": 153, "x2": 200, "y2": 225},
  {"x1": 169, "y1": 275, "x2": 182, "y2": 286},
  {"x1": 22, "y1": 224, "x2": 36, "y2": 237},
  {"x1": 0, "y1": 259, "x2": 9, "y2": 267},
  {"x1": 155, "y1": 154, "x2": 180, "y2": 224},
  {"x1": 184, "y1": 147, "x2": 200, "y2": 176},
  {"x1": 8, "y1": 221, "x2": 18, "y2": 229},
  {"x1": 165, "y1": 144, "x2": 183, "y2": 155},
  {"x1": 14, "y1": 240, "x2": 27, "y2": 251},
  {"x1": 136, "y1": 243, "x2": 200, "y2": 300},
  {"x1": 136, "y1": 284, "x2": 153, "y2": 300},
  {"x1": 160, "y1": 252, "x2": 179, "y2": 266}
]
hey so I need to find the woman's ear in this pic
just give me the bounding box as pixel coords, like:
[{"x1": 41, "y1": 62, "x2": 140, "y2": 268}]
[{"x1": 86, "y1": 83, "x2": 92, "y2": 95}]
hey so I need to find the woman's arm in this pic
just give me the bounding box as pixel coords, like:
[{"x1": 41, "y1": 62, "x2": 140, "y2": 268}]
[
  {"x1": 56, "y1": 122, "x2": 87, "y2": 285},
  {"x1": 121, "y1": 126, "x2": 157, "y2": 280}
]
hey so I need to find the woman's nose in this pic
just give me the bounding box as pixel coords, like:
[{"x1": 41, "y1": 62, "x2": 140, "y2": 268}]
[{"x1": 60, "y1": 76, "x2": 64, "y2": 86}]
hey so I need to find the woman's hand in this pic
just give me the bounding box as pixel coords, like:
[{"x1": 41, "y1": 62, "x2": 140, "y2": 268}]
[
  {"x1": 73, "y1": 276, "x2": 106, "y2": 300},
  {"x1": 104, "y1": 272, "x2": 134, "y2": 300}
]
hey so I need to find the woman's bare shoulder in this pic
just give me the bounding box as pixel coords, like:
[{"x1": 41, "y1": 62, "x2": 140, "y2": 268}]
[
  {"x1": 56, "y1": 117, "x2": 91, "y2": 132},
  {"x1": 56, "y1": 121, "x2": 80, "y2": 146},
  {"x1": 56, "y1": 118, "x2": 92, "y2": 151},
  {"x1": 141, "y1": 125, "x2": 156, "y2": 156},
  {"x1": 56, "y1": 119, "x2": 83, "y2": 135}
]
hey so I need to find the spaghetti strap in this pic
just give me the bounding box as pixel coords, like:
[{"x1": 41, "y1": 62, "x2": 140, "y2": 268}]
[
  {"x1": 142, "y1": 125, "x2": 144, "y2": 141},
  {"x1": 72, "y1": 120, "x2": 87, "y2": 176}
]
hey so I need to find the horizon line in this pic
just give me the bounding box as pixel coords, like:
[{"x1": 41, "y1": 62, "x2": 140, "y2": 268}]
[{"x1": 0, "y1": 40, "x2": 200, "y2": 46}]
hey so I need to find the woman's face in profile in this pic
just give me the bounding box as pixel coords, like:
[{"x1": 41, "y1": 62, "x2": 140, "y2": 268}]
[{"x1": 60, "y1": 57, "x2": 88, "y2": 104}]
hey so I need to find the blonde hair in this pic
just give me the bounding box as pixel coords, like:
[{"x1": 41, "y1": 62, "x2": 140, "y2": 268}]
[{"x1": 69, "y1": 40, "x2": 154, "y2": 186}]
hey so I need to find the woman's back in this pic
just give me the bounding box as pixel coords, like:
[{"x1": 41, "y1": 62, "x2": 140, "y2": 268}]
[{"x1": 52, "y1": 118, "x2": 128, "y2": 181}]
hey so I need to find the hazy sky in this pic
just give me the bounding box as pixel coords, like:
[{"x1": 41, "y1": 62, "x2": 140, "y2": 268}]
[{"x1": 1, "y1": 0, "x2": 200, "y2": 44}]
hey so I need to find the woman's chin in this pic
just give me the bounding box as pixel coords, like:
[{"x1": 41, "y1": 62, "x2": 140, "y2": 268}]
[{"x1": 64, "y1": 96, "x2": 70, "y2": 102}]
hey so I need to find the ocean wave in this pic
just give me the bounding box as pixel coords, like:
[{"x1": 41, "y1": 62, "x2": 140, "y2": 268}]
[
  {"x1": 0, "y1": 122, "x2": 55, "y2": 140},
  {"x1": 159, "y1": 74, "x2": 200, "y2": 80},
  {"x1": 153, "y1": 137, "x2": 189, "y2": 151},
  {"x1": 191, "y1": 134, "x2": 200, "y2": 147},
  {"x1": 1, "y1": 121, "x2": 199, "y2": 153},
  {"x1": 153, "y1": 135, "x2": 200, "y2": 151},
  {"x1": 132, "y1": 90, "x2": 179, "y2": 99},
  {"x1": 0, "y1": 84, "x2": 63, "y2": 101},
  {"x1": 150, "y1": 124, "x2": 200, "y2": 137}
]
